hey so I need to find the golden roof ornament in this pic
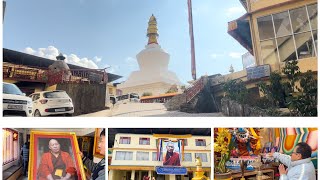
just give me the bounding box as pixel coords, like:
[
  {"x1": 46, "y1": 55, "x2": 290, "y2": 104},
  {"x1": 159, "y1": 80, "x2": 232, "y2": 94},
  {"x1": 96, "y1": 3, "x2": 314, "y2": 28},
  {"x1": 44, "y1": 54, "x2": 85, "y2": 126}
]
[{"x1": 147, "y1": 14, "x2": 159, "y2": 45}]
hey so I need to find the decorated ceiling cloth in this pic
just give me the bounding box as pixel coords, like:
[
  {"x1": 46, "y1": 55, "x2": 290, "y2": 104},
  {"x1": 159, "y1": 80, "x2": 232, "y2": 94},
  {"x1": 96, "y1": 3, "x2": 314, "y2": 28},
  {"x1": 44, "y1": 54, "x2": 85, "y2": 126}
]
[{"x1": 276, "y1": 128, "x2": 318, "y2": 168}]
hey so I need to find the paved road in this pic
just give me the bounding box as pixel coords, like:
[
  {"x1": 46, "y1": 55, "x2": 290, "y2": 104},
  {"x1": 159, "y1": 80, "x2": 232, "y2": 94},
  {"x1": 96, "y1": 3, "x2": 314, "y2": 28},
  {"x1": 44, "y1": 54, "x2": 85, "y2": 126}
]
[{"x1": 79, "y1": 102, "x2": 223, "y2": 117}]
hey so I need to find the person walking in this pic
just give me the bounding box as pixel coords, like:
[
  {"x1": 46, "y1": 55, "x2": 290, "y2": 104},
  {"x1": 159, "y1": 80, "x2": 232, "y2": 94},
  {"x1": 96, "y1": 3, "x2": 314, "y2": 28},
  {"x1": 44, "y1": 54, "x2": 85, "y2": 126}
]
[{"x1": 21, "y1": 141, "x2": 30, "y2": 176}]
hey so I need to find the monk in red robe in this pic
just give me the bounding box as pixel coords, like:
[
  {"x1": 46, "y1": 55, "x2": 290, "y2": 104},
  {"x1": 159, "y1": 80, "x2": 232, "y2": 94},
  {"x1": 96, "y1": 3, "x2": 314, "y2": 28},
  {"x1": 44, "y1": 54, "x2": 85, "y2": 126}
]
[
  {"x1": 163, "y1": 141, "x2": 181, "y2": 166},
  {"x1": 37, "y1": 139, "x2": 75, "y2": 180}
]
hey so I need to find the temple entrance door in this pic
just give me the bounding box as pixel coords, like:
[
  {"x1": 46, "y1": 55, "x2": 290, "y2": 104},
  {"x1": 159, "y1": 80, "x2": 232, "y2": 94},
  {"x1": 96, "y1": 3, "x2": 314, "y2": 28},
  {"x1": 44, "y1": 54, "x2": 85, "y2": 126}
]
[{"x1": 176, "y1": 175, "x2": 181, "y2": 180}]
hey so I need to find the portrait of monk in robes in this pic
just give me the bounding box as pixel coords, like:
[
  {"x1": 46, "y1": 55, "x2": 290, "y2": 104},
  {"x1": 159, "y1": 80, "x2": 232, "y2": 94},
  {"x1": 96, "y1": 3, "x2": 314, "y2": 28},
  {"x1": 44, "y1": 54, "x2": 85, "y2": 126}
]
[
  {"x1": 163, "y1": 141, "x2": 181, "y2": 166},
  {"x1": 37, "y1": 139, "x2": 76, "y2": 180}
]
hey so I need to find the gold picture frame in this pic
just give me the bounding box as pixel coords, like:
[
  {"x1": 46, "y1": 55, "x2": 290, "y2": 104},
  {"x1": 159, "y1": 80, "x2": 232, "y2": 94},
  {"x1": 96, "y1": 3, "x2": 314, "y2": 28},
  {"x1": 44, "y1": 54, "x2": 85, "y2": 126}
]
[
  {"x1": 93, "y1": 128, "x2": 104, "y2": 158},
  {"x1": 28, "y1": 131, "x2": 86, "y2": 180}
]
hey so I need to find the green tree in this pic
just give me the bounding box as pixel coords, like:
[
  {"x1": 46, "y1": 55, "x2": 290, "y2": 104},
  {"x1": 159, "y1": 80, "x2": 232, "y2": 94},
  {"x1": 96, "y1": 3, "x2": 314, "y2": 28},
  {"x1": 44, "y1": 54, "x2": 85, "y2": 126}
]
[
  {"x1": 282, "y1": 59, "x2": 301, "y2": 94},
  {"x1": 288, "y1": 71, "x2": 317, "y2": 116},
  {"x1": 223, "y1": 79, "x2": 248, "y2": 104},
  {"x1": 257, "y1": 72, "x2": 286, "y2": 108}
]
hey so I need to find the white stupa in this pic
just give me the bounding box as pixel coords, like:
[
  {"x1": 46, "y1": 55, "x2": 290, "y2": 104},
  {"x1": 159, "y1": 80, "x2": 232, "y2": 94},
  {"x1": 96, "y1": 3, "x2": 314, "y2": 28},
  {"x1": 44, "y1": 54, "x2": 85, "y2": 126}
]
[{"x1": 118, "y1": 14, "x2": 181, "y2": 96}]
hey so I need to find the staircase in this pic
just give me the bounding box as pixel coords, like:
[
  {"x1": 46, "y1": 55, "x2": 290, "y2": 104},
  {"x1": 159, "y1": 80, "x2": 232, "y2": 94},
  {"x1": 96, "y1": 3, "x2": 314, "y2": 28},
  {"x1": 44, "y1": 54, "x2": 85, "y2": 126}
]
[{"x1": 165, "y1": 76, "x2": 219, "y2": 113}]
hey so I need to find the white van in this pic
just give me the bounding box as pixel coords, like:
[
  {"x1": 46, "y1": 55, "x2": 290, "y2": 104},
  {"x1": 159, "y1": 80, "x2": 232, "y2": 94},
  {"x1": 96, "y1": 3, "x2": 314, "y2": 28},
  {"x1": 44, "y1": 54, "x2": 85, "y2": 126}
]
[{"x1": 3, "y1": 82, "x2": 33, "y2": 117}]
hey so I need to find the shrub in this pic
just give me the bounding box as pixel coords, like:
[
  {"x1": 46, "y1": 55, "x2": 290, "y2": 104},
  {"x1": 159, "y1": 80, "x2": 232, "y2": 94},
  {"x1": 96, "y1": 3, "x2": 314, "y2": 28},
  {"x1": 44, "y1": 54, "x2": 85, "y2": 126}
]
[{"x1": 223, "y1": 79, "x2": 248, "y2": 104}]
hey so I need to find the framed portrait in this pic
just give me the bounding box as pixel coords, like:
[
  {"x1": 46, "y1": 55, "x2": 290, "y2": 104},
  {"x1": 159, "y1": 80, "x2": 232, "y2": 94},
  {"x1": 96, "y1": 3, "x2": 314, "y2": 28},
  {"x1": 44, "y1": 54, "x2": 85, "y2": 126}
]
[
  {"x1": 93, "y1": 128, "x2": 104, "y2": 158},
  {"x1": 162, "y1": 140, "x2": 182, "y2": 166},
  {"x1": 28, "y1": 131, "x2": 86, "y2": 180}
]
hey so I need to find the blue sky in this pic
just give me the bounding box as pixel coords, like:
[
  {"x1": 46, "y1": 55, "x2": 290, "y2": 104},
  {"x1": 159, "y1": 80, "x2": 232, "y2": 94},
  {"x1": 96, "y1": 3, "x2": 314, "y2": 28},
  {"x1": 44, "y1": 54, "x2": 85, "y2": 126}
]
[{"x1": 3, "y1": 0, "x2": 247, "y2": 84}]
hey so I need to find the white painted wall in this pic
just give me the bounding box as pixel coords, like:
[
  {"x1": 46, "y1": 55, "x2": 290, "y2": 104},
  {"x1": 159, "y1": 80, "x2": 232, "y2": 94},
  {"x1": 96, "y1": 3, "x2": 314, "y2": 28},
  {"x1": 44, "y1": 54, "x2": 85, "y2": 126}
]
[{"x1": 111, "y1": 133, "x2": 211, "y2": 167}]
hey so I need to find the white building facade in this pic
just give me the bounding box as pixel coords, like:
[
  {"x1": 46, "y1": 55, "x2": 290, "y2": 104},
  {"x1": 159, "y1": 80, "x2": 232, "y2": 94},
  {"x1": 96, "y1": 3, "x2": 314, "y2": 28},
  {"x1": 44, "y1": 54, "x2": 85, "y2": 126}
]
[{"x1": 108, "y1": 133, "x2": 211, "y2": 180}]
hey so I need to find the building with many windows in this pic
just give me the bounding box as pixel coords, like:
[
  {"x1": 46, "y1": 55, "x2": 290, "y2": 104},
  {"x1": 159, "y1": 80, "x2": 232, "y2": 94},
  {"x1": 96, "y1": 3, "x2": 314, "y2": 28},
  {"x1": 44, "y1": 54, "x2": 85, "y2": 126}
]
[
  {"x1": 108, "y1": 128, "x2": 211, "y2": 180},
  {"x1": 217, "y1": 0, "x2": 318, "y2": 97}
]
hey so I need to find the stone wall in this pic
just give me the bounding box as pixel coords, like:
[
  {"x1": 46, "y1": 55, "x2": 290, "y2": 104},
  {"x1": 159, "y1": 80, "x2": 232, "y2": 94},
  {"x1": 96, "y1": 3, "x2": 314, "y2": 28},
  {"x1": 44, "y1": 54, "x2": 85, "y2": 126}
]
[
  {"x1": 165, "y1": 76, "x2": 220, "y2": 113},
  {"x1": 221, "y1": 98, "x2": 268, "y2": 116},
  {"x1": 164, "y1": 93, "x2": 187, "y2": 111},
  {"x1": 57, "y1": 83, "x2": 106, "y2": 116},
  {"x1": 189, "y1": 83, "x2": 219, "y2": 113}
]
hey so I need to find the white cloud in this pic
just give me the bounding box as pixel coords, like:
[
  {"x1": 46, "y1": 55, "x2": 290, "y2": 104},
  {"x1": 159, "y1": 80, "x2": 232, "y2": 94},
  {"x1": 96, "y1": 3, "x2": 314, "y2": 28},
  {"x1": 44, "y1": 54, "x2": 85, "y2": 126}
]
[
  {"x1": 23, "y1": 46, "x2": 99, "y2": 69},
  {"x1": 210, "y1": 53, "x2": 224, "y2": 59},
  {"x1": 125, "y1": 57, "x2": 136, "y2": 63},
  {"x1": 93, "y1": 56, "x2": 102, "y2": 63},
  {"x1": 226, "y1": 6, "x2": 246, "y2": 17},
  {"x1": 228, "y1": 52, "x2": 243, "y2": 59}
]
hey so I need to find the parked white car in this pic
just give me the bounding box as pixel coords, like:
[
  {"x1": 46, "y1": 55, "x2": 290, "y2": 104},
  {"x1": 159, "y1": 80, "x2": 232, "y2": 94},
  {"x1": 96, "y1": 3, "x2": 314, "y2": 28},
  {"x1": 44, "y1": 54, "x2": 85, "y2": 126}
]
[
  {"x1": 29, "y1": 90, "x2": 74, "y2": 117},
  {"x1": 3, "y1": 82, "x2": 33, "y2": 117}
]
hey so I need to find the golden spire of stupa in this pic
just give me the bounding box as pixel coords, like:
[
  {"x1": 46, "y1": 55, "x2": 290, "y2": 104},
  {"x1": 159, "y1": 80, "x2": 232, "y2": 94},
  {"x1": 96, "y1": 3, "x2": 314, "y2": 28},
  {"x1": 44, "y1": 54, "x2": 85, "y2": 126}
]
[{"x1": 147, "y1": 14, "x2": 159, "y2": 45}]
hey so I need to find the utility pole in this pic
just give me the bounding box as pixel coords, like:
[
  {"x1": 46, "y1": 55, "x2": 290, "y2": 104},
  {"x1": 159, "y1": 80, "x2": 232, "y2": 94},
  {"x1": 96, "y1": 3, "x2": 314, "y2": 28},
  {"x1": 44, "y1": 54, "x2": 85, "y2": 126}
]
[{"x1": 187, "y1": 0, "x2": 196, "y2": 80}]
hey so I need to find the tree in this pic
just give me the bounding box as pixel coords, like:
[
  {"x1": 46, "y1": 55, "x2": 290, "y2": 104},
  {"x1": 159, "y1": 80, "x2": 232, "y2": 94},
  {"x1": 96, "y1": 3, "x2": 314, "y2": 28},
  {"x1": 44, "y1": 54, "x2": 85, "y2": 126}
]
[
  {"x1": 257, "y1": 72, "x2": 286, "y2": 108},
  {"x1": 223, "y1": 79, "x2": 248, "y2": 104},
  {"x1": 288, "y1": 71, "x2": 317, "y2": 116}
]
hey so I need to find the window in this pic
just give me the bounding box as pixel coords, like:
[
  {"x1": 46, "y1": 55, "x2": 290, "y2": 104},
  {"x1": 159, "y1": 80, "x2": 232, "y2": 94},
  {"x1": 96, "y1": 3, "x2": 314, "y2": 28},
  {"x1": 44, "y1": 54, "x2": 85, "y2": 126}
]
[
  {"x1": 139, "y1": 138, "x2": 150, "y2": 145},
  {"x1": 273, "y1": 11, "x2": 292, "y2": 37},
  {"x1": 257, "y1": 4, "x2": 318, "y2": 64},
  {"x1": 257, "y1": 15, "x2": 274, "y2": 40},
  {"x1": 2, "y1": 128, "x2": 19, "y2": 165},
  {"x1": 115, "y1": 151, "x2": 133, "y2": 160},
  {"x1": 195, "y1": 153, "x2": 208, "y2": 162},
  {"x1": 195, "y1": 139, "x2": 206, "y2": 146},
  {"x1": 32, "y1": 94, "x2": 40, "y2": 101},
  {"x1": 307, "y1": 4, "x2": 317, "y2": 30},
  {"x1": 136, "y1": 151, "x2": 149, "y2": 161},
  {"x1": 290, "y1": 7, "x2": 310, "y2": 33},
  {"x1": 119, "y1": 137, "x2": 131, "y2": 144},
  {"x1": 183, "y1": 153, "x2": 192, "y2": 162},
  {"x1": 152, "y1": 152, "x2": 158, "y2": 161}
]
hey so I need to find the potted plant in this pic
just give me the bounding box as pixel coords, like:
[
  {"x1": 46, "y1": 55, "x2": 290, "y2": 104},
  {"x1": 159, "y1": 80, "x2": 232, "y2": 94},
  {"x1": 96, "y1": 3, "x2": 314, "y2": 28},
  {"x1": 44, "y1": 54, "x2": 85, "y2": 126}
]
[{"x1": 214, "y1": 128, "x2": 234, "y2": 180}]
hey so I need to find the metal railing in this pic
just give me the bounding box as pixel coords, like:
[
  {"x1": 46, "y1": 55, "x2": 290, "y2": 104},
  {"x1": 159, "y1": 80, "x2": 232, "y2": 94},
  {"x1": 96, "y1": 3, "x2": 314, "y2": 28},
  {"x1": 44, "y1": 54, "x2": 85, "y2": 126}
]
[{"x1": 185, "y1": 76, "x2": 205, "y2": 103}]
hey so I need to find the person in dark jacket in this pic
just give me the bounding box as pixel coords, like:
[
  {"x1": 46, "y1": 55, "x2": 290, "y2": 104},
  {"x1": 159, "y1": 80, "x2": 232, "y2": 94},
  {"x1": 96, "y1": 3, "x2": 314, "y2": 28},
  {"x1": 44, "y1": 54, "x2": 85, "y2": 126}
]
[
  {"x1": 21, "y1": 141, "x2": 30, "y2": 176},
  {"x1": 80, "y1": 129, "x2": 105, "y2": 180}
]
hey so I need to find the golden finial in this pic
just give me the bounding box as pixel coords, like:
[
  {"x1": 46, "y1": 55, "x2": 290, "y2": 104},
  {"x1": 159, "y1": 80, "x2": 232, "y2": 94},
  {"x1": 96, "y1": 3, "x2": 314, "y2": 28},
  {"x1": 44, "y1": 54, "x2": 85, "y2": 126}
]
[
  {"x1": 147, "y1": 14, "x2": 159, "y2": 45},
  {"x1": 192, "y1": 157, "x2": 209, "y2": 180},
  {"x1": 196, "y1": 157, "x2": 203, "y2": 171}
]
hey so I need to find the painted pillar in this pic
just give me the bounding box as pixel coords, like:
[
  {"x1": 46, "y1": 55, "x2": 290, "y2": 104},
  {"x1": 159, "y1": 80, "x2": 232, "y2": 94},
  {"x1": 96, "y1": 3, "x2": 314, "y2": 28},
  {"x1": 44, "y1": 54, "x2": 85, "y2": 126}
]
[
  {"x1": 108, "y1": 170, "x2": 114, "y2": 180},
  {"x1": 169, "y1": 175, "x2": 176, "y2": 180},
  {"x1": 131, "y1": 170, "x2": 135, "y2": 180},
  {"x1": 148, "y1": 170, "x2": 152, "y2": 179}
]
